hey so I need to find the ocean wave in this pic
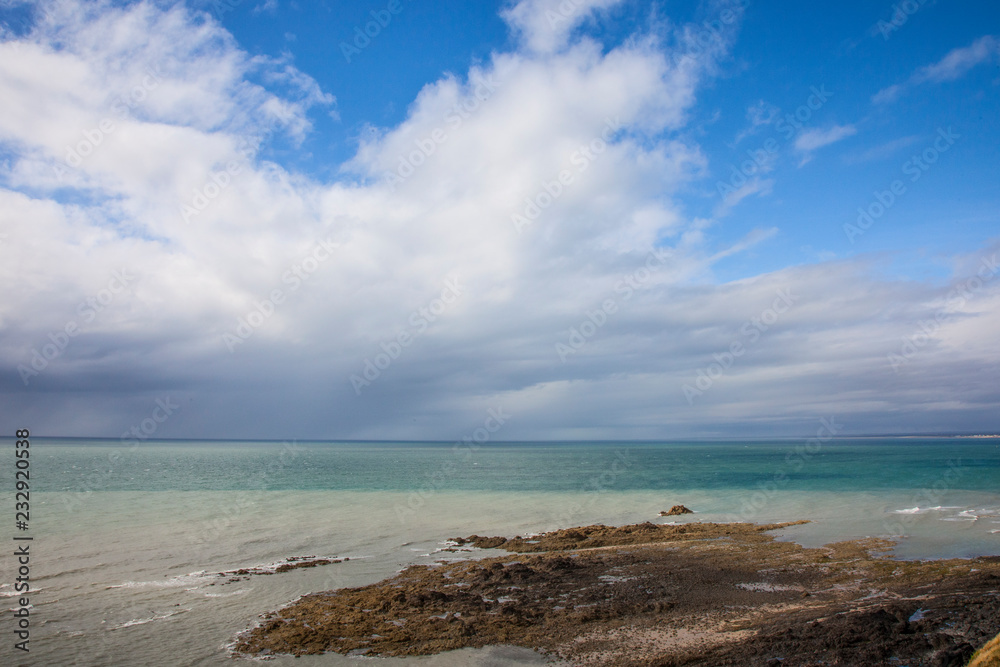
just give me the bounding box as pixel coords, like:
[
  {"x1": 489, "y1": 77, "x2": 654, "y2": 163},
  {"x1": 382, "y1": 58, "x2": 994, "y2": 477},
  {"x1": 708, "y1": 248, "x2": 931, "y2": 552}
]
[
  {"x1": 110, "y1": 608, "x2": 188, "y2": 630},
  {"x1": 891, "y1": 506, "x2": 960, "y2": 515},
  {"x1": 204, "y1": 589, "x2": 248, "y2": 598},
  {"x1": 890, "y1": 506, "x2": 999, "y2": 521},
  {"x1": 950, "y1": 508, "x2": 1000, "y2": 521},
  {"x1": 106, "y1": 571, "x2": 213, "y2": 590}
]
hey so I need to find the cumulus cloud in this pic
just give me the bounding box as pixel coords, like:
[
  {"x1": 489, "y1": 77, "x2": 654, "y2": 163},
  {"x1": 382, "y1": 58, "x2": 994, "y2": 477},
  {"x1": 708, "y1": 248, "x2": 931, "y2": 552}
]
[{"x1": 500, "y1": 0, "x2": 625, "y2": 54}]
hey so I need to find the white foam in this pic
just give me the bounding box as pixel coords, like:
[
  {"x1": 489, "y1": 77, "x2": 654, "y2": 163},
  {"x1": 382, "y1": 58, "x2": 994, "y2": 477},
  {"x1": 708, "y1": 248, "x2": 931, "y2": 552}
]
[
  {"x1": 214, "y1": 555, "x2": 343, "y2": 578},
  {"x1": 110, "y1": 609, "x2": 188, "y2": 630},
  {"x1": 107, "y1": 573, "x2": 213, "y2": 590},
  {"x1": 204, "y1": 590, "x2": 247, "y2": 598},
  {"x1": 892, "y1": 506, "x2": 997, "y2": 522}
]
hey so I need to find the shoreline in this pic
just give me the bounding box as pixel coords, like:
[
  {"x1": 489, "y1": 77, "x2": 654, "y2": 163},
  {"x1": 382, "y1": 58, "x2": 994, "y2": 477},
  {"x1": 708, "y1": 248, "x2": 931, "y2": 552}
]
[{"x1": 233, "y1": 520, "x2": 1000, "y2": 666}]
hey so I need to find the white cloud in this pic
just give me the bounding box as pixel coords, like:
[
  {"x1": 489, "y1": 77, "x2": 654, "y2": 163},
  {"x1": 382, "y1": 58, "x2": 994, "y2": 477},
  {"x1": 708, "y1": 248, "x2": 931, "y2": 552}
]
[
  {"x1": 1, "y1": 1, "x2": 998, "y2": 439},
  {"x1": 714, "y1": 177, "x2": 773, "y2": 217},
  {"x1": 733, "y1": 99, "x2": 779, "y2": 144},
  {"x1": 794, "y1": 124, "x2": 857, "y2": 153},
  {"x1": 253, "y1": 0, "x2": 278, "y2": 15},
  {"x1": 873, "y1": 35, "x2": 999, "y2": 104},
  {"x1": 500, "y1": 0, "x2": 625, "y2": 55},
  {"x1": 871, "y1": 83, "x2": 903, "y2": 105},
  {"x1": 846, "y1": 135, "x2": 920, "y2": 164},
  {"x1": 792, "y1": 124, "x2": 857, "y2": 167},
  {"x1": 915, "y1": 35, "x2": 999, "y2": 83},
  {"x1": 0, "y1": 0, "x2": 743, "y2": 435}
]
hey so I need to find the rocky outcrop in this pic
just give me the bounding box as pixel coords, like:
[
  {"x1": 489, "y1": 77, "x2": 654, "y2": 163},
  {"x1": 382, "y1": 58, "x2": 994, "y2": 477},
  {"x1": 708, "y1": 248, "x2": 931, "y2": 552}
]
[
  {"x1": 659, "y1": 504, "x2": 694, "y2": 516},
  {"x1": 233, "y1": 523, "x2": 1000, "y2": 665},
  {"x1": 213, "y1": 556, "x2": 343, "y2": 584}
]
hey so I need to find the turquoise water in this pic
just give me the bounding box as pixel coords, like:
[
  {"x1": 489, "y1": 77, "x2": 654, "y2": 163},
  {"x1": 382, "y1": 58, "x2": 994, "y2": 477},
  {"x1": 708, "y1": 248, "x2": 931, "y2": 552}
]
[
  {"x1": 0, "y1": 438, "x2": 997, "y2": 666},
  {"x1": 13, "y1": 437, "x2": 999, "y2": 492}
]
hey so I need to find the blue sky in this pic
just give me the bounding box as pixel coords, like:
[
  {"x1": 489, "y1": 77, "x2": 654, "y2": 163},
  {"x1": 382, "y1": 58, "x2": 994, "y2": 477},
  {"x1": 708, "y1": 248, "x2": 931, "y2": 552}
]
[{"x1": 1, "y1": 0, "x2": 998, "y2": 440}]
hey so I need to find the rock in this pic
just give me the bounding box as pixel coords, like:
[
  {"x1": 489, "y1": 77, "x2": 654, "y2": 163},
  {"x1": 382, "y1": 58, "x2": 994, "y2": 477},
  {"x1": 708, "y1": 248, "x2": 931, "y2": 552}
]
[
  {"x1": 660, "y1": 505, "x2": 694, "y2": 516},
  {"x1": 453, "y1": 535, "x2": 508, "y2": 549},
  {"x1": 935, "y1": 642, "x2": 976, "y2": 667}
]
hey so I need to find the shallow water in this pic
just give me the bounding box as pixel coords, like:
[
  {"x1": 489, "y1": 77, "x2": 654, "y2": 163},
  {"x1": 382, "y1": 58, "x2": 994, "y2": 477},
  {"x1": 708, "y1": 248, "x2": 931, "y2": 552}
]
[{"x1": 1, "y1": 438, "x2": 997, "y2": 665}]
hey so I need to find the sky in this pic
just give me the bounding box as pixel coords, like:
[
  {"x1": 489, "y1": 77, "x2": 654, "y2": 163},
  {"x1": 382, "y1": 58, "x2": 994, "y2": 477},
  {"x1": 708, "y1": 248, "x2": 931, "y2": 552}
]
[{"x1": 1, "y1": 0, "x2": 999, "y2": 441}]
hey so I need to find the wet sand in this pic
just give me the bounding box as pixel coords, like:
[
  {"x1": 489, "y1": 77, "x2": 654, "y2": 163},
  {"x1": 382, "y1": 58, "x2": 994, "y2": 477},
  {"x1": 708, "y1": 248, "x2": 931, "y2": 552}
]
[{"x1": 233, "y1": 521, "x2": 1000, "y2": 666}]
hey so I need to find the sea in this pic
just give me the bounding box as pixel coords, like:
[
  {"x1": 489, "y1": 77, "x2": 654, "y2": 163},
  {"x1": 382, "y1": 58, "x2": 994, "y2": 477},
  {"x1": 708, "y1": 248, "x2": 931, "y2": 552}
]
[{"x1": 1, "y1": 437, "x2": 998, "y2": 666}]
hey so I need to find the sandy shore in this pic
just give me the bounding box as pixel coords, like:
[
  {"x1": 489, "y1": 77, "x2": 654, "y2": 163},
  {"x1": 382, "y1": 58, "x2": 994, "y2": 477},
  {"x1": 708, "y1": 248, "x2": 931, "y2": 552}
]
[{"x1": 233, "y1": 521, "x2": 1000, "y2": 666}]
